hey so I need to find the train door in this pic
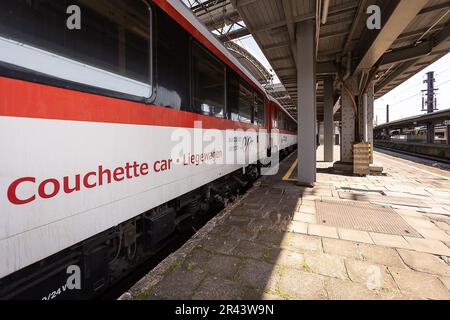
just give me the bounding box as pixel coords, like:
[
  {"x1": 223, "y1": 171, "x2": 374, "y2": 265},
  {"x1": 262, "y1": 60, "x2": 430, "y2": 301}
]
[
  {"x1": 265, "y1": 98, "x2": 271, "y2": 159},
  {"x1": 269, "y1": 101, "x2": 280, "y2": 156},
  {"x1": 254, "y1": 92, "x2": 267, "y2": 162}
]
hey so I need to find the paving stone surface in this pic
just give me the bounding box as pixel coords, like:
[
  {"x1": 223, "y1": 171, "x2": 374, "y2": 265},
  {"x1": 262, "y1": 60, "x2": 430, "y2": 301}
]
[
  {"x1": 324, "y1": 278, "x2": 381, "y2": 300},
  {"x1": 308, "y1": 224, "x2": 339, "y2": 239},
  {"x1": 283, "y1": 233, "x2": 323, "y2": 253},
  {"x1": 404, "y1": 237, "x2": 450, "y2": 256},
  {"x1": 293, "y1": 212, "x2": 316, "y2": 224},
  {"x1": 344, "y1": 259, "x2": 397, "y2": 290},
  {"x1": 388, "y1": 267, "x2": 450, "y2": 300},
  {"x1": 416, "y1": 227, "x2": 450, "y2": 242},
  {"x1": 369, "y1": 232, "x2": 412, "y2": 249},
  {"x1": 322, "y1": 238, "x2": 364, "y2": 260},
  {"x1": 338, "y1": 228, "x2": 374, "y2": 244},
  {"x1": 203, "y1": 254, "x2": 242, "y2": 280},
  {"x1": 277, "y1": 269, "x2": 327, "y2": 299},
  {"x1": 303, "y1": 252, "x2": 348, "y2": 280},
  {"x1": 149, "y1": 267, "x2": 207, "y2": 300},
  {"x1": 357, "y1": 243, "x2": 406, "y2": 268},
  {"x1": 396, "y1": 249, "x2": 450, "y2": 276},
  {"x1": 183, "y1": 248, "x2": 211, "y2": 270},
  {"x1": 125, "y1": 147, "x2": 450, "y2": 300},
  {"x1": 231, "y1": 240, "x2": 268, "y2": 260},
  {"x1": 237, "y1": 259, "x2": 280, "y2": 291},
  {"x1": 265, "y1": 249, "x2": 305, "y2": 269},
  {"x1": 440, "y1": 277, "x2": 450, "y2": 291},
  {"x1": 287, "y1": 221, "x2": 309, "y2": 234},
  {"x1": 191, "y1": 276, "x2": 243, "y2": 300}
]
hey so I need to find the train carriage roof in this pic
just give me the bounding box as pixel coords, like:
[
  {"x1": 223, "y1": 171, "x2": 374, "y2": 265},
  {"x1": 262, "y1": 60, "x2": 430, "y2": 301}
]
[{"x1": 268, "y1": 95, "x2": 297, "y2": 124}]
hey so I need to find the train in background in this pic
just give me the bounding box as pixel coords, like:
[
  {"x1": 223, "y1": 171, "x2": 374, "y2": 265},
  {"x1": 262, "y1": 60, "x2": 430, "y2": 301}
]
[
  {"x1": 0, "y1": 0, "x2": 297, "y2": 299},
  {"x1": 382, "y1": 125, "x2": 449, "y2": 144}
]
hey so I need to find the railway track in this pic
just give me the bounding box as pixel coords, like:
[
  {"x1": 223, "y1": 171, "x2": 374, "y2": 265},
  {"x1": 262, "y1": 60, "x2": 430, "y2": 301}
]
[
  {"x1": 374, "y1": 144, "x2": 450, "y2": 165},
  {"x1": 97, "y1": 215, "x2": 215, "y2": 300}
]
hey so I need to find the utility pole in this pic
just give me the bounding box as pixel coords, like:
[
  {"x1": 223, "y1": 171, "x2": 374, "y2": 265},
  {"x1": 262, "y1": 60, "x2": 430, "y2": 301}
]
[
  {"x1": 422, "y1": 71, "x2": 438, "y2": 113},
  {"x1": 386, "y1": 104, "x2": 389, "y2": 123}
]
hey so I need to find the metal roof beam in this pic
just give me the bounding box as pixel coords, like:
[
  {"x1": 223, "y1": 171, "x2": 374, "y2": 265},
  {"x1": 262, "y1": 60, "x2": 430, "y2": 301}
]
[
  {"x1": 419, "y1": 1, "x2": 450, "y2": 15},
  {"x1": 320, "y1": 30, "x2": 349, "y2": 40},
  {"x1": 343, "y1": 0, "x2": 369, "y2": 54},
  {"x1": 270, "y1": 56, "x2": 291, "y2": 64},
  {"x1": 191, "y1": 0, "x2": 228, "y2": 13},
  {"x1": 381, "y1": 41, "x2": 433, "y2": 66},
  {"x1": 317, "y1": 61, "x2": 338, "y2": 75},
  {"x1": 355, "y1": 0, "x2": 429, "y2": 72},
  {"x1": 204, "y1": 11, "x2": 241, "y2": 30},
  {"x1": 233, "y1": 0, "x2": 257, "y2": 8},
  {"x1": 218, "y1": 27, "x2": 250, "y2": 41},
  {"x1": 396, "y1": 24, "x2": 447, "y2": 42},
  {"x1": 249, "y1": 2, "x2": 358, "y2": 34},
  {"x1": 281, "y1": 0, "x2": 297, "y2": 66},
  {"x1": 262, "y1": 41, "x2": 290, "y2": 51},
  {"x1": 375, "y1": 23, "x2": 450, "y2": 93}
]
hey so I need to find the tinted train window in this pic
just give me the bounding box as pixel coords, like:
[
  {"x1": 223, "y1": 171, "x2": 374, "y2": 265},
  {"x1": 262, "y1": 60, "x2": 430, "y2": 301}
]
[
  {"x1": 254, "y1": 93, "x2": 265, "y2": 126},
  {"x1": 153, "y1": 5, "x2": 189, "y2": 110},
  {"x1": 0, "y1": 0, "x2": 152, "y2": 97},
  {"x1": 227, "y1": 70, "x2": 240, "y2": 121},
  {"x1": 278, "y1": 112, "x2": 285, "y2": 130},
  {"x1": 238, "y1": 80, "x2": 254, "y2": 124},
  {"x1": 192, "y1": 42, "x2": 225, "y2": 118}
]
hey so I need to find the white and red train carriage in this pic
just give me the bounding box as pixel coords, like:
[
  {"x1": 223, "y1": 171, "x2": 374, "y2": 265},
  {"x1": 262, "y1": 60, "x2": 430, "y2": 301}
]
[{"x1": 0, "y1": 0, "x2": 297, "y2": 299}]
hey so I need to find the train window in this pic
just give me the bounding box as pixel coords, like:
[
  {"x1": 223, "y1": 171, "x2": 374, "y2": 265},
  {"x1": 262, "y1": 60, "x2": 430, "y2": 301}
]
[
  {"x1": 191, "y1": 42, "x2": 225, "y2": 118},
  {"x1": 254, "y1": 92, "x2": 265, "y2": 126},
  {"x1": 0, "y1": 0, "x2": 152, "y2": 98},
  {"x1": 278, "y1": 112, "x2": 285, "y2": 130},
  {"x1": 226, "y1": 70, "x2": 239, "y2": 121},
  {"x1": 271, "y1": 109, "x2": 274, "y2": 127},
  {"x1": 153, "y1": 5, "x2": 189, "y2": 110},
  {"x1": 238, "y1": 80, "x2": 254, "y2": 124},
  {"x1": 290, "y1": 119, "x2": 296, "y2": 132}
]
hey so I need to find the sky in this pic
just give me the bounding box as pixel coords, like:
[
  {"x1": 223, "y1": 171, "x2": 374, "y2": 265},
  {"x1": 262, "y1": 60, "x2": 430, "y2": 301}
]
[
  {"x1": 374, "y1": 53, "x2": 450, "y2": 125},
  {"x1": 233, "y1": 35, "x2": 281, "y2": 84}
]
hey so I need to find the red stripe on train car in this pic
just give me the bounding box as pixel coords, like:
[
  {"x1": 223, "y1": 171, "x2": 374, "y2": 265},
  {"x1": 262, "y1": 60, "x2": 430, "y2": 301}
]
[
  {"x1": 0, "y1": 76, "x2": 262, "y2": 131},
  {"x1": 278, "y1": 130, "x2": 297, "y2": 135}
]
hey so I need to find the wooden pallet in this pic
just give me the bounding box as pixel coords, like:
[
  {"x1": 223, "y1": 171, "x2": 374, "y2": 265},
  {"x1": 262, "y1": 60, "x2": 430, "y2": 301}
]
[{"x1": 353, "y1": 143, "x2": 371, "y2": 175}]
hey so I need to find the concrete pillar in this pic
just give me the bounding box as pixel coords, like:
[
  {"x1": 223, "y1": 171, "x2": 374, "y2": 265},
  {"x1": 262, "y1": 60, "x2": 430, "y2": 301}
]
[
  {"x1": 296, "y1": 20, "x2": 316, "y2": 187},
  {"x1": 340, "y1": 76, "x2": 358, "y2": 163},
  {"x1": 324, "y1": 77, "x2": 334, "y2": 162},
  {"x1": 367, "y1": 82, "x2": 374, "y2": 163}
]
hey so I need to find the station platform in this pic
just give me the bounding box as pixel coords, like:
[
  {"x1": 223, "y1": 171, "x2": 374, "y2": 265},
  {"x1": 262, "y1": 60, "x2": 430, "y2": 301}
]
[{"x1": 121, "y1": 146, "x2": 450, "y2": 300}]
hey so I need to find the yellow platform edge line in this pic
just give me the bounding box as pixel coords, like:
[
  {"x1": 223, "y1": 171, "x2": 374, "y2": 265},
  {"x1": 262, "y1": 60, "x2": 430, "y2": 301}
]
[{"x1": 282, "y1": 159, "x2": 298, "y2": 181}]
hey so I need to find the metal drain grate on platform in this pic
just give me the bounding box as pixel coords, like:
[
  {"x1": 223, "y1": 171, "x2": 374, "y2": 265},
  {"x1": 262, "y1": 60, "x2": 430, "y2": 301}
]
[{"x1": 315, "y1": 200, "x2": 421, "y2": 237}]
